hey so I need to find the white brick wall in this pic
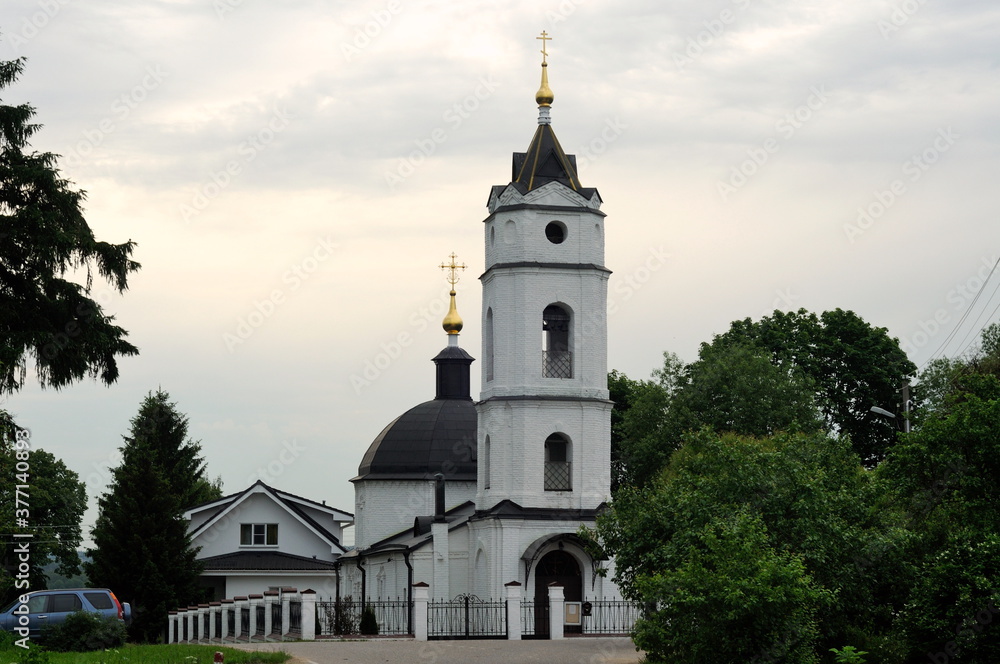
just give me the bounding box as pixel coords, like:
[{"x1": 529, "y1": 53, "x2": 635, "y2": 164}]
[{"x1": 353, "y1": 479, "x2": 476, "y2": 548}]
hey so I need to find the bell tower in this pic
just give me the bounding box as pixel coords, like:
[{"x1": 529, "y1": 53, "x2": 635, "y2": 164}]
[{"x1": 476, "y1": 33, "x2": 612, "y2": 512}]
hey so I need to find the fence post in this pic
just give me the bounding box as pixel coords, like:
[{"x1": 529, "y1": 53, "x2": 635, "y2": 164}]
[
  {"x1": 168, "y1": 611, "x2": 177, "y2": 643},
  {"x1": 264, "y1": 590, "x2": 279, "y2": 638},
  {"x1": 209, "y1": 602, "x2": 220, "y2": 641},
  {"x1": 300, "y1": 589, "x2": 317, "y2": 640},
  {"x1": 548, "y1": 583, "x2": 564, "y2": 640},
  {"x1": 184, "y1": 607, "x2": 193, "y2": 642},
  {"x1": 281, "y1": 589, "x2": 294, "y2": 640},
  {"x1": 505, "y1": 581, "x2": 522, "y2": 640},
  {"x1": 413, "y1": 582, "x2": 429, "y2": 641},
  {"x1": 249, "y1": 594, "x2": 263, "y2": 640},
  {"x1": 221, "y1": 599, "x2": 233, "y2": 641},
  {"x1": 233, "y1": 596, "x2": 247, "y2": 640}
]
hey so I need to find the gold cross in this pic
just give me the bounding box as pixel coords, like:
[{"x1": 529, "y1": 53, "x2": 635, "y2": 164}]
[
  {"x1": 439, "y1": 253, "x2": 467, "y2": 287},
  {"x1": 537, "y1": 31, "x2": 551, "y2": 64}
]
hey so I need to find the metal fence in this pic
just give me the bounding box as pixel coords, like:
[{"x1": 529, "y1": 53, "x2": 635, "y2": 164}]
[
  {"x1": 270, "y1": 601, "x2": 282, "y2": 636},
  {"x1": 521, "y1": 600, "x2": 549, "y2": 639},
  {"x1": 289, "y1": 598, "x2": 302, "y2": 634},
  {"x1": 316, "y1": 596, "x2": 412, "y2": 637},
  {"x1": 581, "y1": 599, "x2": 642, "y2": 635},
  {"x1": 428, "y1": 594, "x2": 506, "y2": 640}
]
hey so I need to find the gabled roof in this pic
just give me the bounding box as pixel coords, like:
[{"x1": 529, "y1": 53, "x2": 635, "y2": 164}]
[
  {"x1": 340, "y1": 501, "x2": 478, "y2": 557},
  {"x1": 185, "y1": 480, "x2": 352, "y2": 554}
]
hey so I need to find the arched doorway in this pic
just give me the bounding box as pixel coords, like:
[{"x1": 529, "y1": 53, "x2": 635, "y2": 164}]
[{"x1": 534, "y1": 549, "x2": 583, "y2": 636}]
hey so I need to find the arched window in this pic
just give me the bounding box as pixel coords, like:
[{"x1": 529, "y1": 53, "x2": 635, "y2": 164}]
[
  {"x1": 485, "y1": 308, "x2": 495, "y2": 381},
  {"x1": 484, "y1": 435, "x2": 491, "y2": 489},
  {"x1": 542, "y1": 304, "x2": 572, "y2": 378},
  {"x1": 544, "y1": 433, "x2": 572, "y2": 491}
]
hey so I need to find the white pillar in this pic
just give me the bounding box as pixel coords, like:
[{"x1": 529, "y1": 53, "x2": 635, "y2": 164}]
[
  {"x1": 168, "y1": 611, "x2": 177, "y2": 643},
  {"x1": 220, "y1": 600, "x2": 233, "y2": 641},
  {"x1": 505, "y1": 582, "x2": 522, "y2": 640},
  {"x1": 249, "y1": 594, "x2": 262, "y2": 640},
  {"x1": 197, "y1": 604, "x2": 209, "y2": 641},
  {"x1": 431, "y1": 522, "x2": 449, "y2": 600},
  {"x1": 233, "y1": 596, "x2": 247, "y2": 640},
  {"x1": 301, "y1": 590, "x2": 317, "y2": 641},
  {"x1": 183, "y1": 608, "x2": 193, "y2": 643},
  {"x1": 264, "y1": 591, "x2": 279, "y2": 638},
  {"x1": 413, "y1": 583, "x2": 430, "y2": 641},
  {"x1": 281, "y1": 591, "x2": 293, "y2": 639},
  {"x1": 209, "y1": 602, "x2": 220, "y2": 641},
  {"x1": 548, "y1": 583, "x2": 564, "y2": 640}
]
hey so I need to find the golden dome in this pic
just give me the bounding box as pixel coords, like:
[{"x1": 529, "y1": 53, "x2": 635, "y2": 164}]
[{"x1": 442, "y1": 290, "x2": 463, "y2": 335}]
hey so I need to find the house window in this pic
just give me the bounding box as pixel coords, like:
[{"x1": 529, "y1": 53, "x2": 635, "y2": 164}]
[
  {"x1": 241, "y1": 523, "x2": 278, "y2": 546},
  {"x1": 544, "y1": 433, "x2": 572, "y2": 491},
  {"x1": 542, "y1": 304, "x2": 572, "y2": 378}
]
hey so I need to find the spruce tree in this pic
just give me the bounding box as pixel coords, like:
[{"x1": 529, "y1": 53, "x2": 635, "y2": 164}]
[
  {"x1": 86, "y1": 390, "x2": 221, "y2": 642},
  {"x1": 0, "y1": 55, "x2": 140, "y2": 394}
]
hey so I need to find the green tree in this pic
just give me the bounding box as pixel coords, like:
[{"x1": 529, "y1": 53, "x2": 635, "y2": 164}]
[
  {"x1": 595, "y1": 429, "x2": 900, "y2": 662},
  {"x1": 86, "y1": 390, "x2": 221, "y2": 642},
  {"x1": 0, "y1": 411, "x2": 86, "y2": 607},
  {"x1": 0, "y1": 55, "x2": 139, "y2": 394},
  {"x1": 711, "y1": 309, "x2": 916, "y2": 464},
  {"x1": 879, "y1": 362, "x2": 1000, "y2": 663}
]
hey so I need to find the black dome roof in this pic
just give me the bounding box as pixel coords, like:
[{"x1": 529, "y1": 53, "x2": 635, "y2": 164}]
[
  {"x1": 353, "y1": 343, "x2": 477, "y2": 482},
  {"x1": 354, "y1": 398, "x2": 477, "y2": 481}
]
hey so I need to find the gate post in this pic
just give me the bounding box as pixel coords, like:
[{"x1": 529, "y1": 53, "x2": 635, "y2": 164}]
[
  {"x1": 505, "y1": 582, "x2": 522, "y2": 640},
  {"x1": 413, "y1": 582, "x2": 430, "y2": 641},
  {"x1": 548, "y1": 583, "x2": 565, "y2": 640},
  {"x1": 301, "y1": 589, "x2": 317, "y2": 640}
]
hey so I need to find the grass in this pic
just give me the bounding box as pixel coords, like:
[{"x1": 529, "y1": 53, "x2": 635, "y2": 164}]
[{"x1": 0, "y1": 642, "x2": 290, "y2": 664}]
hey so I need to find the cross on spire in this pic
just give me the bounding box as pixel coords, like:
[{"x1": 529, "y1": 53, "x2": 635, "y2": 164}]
[
  {"x1": 537, "y1": 30, "x2": 551, "y2": 64},
  {"x1": 439, "y1": 253, "x2": 467, "y2": 289}
]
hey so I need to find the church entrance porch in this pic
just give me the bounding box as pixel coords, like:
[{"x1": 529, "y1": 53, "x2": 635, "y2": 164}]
[{"x1": 533, "y1": 550, "x2": 583, "y2": 637}]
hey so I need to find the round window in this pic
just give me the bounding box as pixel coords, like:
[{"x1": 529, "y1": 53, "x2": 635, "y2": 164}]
[{"x1": 545, "y1": 221, "x2": 567, "y2": 244}]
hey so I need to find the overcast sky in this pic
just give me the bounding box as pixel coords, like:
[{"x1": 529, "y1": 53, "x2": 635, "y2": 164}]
[{"x1": 3, "y1": 0, "x2": 998, "y2": 545}]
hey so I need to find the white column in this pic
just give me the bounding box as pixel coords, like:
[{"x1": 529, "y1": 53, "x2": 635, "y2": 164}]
[
  {"x1": 197, "y1": 604, "x2": 208, "y2": 641},
  {"x1": 248, "y1": 594, "x2": 262, "y2": 640},
  {"x1": 168, "y1": 611, "x2": 177, "y2": 643},
  {"x1": 413, "y1": 583, "x2": 430, "y2": 641},
  {"x1": 263, "y1": 591, "x2": 278, "y2": 638},
  {"x1": 220, "y1": 600, "x2": 233, "y2": 641},
  {"x1": 209, "y1": 602, "x2": 219, "y2": 641},
  {"x1": 548, "y1": 583, "x2": 564, "y2": 640},
  {"x1": 233, "y1": 597, "x2": 248, "y2": 640},
  {"x1": 432, "y1": 521, "x2": 449, "y2": 600},
  {"x1": 301, "y1": 590, "x2": 317, "y2": 641},
  {"x1": 281, "y1": 591, "x2": 292, "y2": 639},
  {"x1": 505, "y1": 582, "x2": 522, "y2": 640},
  {"x1": 183, "y1": 608, "x2": 192, "y2": 643}
]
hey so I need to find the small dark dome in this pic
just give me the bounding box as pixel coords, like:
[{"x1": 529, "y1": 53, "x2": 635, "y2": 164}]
[{"x1": 353, "y1": 399, "x2": 477, "y2": 481}]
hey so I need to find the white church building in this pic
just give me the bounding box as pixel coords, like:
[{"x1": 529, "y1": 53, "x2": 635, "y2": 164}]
[{"x1": 338, "y1": 39, "x2": 623, "y2": 613}]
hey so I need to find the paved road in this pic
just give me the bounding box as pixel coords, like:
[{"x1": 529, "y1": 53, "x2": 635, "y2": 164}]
[{"x1": 232, "y1": 637, "x2": 642, "y2": 664}]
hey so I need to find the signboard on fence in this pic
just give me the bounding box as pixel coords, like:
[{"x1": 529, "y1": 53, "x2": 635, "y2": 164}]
[{"x1": 564, "y1": 602, "x2": 581, "y2": 625}]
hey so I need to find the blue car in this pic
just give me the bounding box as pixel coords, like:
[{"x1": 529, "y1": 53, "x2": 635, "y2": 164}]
[{"x1": 0, "y1": 589, "x2": 132, "y2": 639}]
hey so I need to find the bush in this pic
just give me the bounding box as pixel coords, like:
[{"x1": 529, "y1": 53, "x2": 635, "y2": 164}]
[
  {"x1": 359, "y1": 607, "x2": 379, "y2": 636},
  {"x1": 40, "y1": 610, "x2": 128, "y2": 652}
]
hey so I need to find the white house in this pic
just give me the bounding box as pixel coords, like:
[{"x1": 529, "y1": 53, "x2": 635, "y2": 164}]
[{"x1": 185, "y1": 480, "x2": 353, "y2": 599}]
